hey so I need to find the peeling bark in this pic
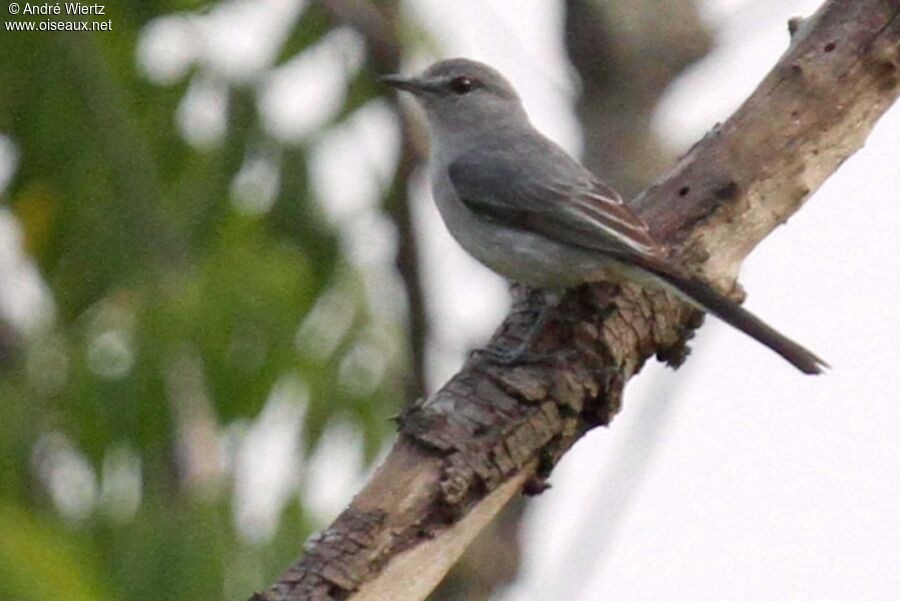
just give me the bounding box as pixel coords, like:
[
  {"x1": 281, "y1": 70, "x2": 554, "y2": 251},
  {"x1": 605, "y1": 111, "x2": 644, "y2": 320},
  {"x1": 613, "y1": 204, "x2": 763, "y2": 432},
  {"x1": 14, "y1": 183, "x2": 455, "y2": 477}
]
[
  {"x1": 432, "y1": 4, "x2": 713, "y2": 597},
  {"x1": 251, "y1": 1, "x2": 900, "y2": 600}
]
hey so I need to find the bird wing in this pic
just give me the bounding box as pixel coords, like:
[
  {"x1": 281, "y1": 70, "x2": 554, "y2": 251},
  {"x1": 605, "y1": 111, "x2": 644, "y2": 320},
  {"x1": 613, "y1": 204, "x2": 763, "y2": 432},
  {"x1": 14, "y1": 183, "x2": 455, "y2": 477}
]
[
  {"x1": 448, "y1": 148, "x2": 661, "y2": 257},
  {"x1": 448, "y1": 146, "x2": 827, "y2": 374}
]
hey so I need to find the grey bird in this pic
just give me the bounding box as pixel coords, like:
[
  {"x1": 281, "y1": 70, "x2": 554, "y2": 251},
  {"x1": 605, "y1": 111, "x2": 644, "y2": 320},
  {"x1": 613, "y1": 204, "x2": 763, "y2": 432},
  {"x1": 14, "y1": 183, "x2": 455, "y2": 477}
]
[{"x1": 383, "y1": 58, "x2": 826, "y2": 374}]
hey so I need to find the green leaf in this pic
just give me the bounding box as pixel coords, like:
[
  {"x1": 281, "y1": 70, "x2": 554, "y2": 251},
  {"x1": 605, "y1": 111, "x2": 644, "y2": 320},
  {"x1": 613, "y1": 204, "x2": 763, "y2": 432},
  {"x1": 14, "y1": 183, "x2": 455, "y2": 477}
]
[{"x1": 0, "y1": 504, "x2": 116, "y2": 601}]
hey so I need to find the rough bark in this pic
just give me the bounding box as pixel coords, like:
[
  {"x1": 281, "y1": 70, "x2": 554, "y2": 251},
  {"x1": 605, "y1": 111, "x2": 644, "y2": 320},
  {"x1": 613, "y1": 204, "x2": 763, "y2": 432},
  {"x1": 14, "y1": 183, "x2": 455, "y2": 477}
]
[
  {"x1": 430, "y1": 6, "x2": 715, "y2": 600},
  {"x1": 251, "y1": 1, "x2": 900, "y2": 600},
  {"x1": 544, "y1": 2, "x2": 712, "y2": 587}
]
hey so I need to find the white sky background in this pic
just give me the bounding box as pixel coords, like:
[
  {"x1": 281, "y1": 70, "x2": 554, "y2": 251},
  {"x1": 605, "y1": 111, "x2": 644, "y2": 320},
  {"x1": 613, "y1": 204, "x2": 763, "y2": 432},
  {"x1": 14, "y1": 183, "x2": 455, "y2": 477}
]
[{"x1": 402, "y1": 0, "x2": 900, "y2": 600}]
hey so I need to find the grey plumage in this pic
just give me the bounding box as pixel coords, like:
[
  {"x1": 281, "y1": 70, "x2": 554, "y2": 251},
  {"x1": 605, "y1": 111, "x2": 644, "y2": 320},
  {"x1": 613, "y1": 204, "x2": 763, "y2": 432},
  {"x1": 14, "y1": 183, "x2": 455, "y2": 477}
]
[{"x1": 383, "y1": 58, "x2": 827, "y2": 374}]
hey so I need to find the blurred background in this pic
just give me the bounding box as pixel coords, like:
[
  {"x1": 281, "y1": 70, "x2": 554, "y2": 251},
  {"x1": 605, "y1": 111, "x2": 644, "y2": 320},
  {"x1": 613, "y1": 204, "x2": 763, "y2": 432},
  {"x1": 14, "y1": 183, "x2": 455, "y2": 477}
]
[{"x1": 0, "y1": 1, "x2": 898, "y2": 600}]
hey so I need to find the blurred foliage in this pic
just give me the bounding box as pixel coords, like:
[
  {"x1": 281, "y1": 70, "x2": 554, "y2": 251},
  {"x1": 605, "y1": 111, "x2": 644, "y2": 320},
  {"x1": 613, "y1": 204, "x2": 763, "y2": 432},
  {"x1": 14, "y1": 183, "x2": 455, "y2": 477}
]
[{"x1": 0, "y1": 1, "x2": 409, "y2": 599}]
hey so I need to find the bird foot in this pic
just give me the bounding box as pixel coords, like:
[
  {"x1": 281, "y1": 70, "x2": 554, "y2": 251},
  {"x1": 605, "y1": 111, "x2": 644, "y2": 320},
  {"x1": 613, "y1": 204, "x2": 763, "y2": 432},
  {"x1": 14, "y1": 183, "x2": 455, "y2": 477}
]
[
  {"x1": 470, "y1": 344, "x2": 553, "y2": 366},
  {"x1": 471, "y1": 345, "x2": 577, "y2": 366}
]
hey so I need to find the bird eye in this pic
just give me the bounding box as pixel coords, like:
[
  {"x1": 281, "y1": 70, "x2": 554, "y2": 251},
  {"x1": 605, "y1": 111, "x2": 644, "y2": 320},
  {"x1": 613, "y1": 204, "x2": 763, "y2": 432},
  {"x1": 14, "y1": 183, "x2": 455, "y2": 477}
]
[{"x1": 449, "y1": 76, "x2": 476, "y2": 95}]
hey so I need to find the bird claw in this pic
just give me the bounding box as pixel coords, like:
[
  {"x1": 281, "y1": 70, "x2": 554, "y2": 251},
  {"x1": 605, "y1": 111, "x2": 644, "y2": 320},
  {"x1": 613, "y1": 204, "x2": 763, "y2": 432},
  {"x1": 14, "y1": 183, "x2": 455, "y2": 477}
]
[
  {"x1": 470, "y1": 345, "x2": 544, "y2": 366},
  {"x1": 470, "y1": 345, "x2": 575, "y2": 366}
]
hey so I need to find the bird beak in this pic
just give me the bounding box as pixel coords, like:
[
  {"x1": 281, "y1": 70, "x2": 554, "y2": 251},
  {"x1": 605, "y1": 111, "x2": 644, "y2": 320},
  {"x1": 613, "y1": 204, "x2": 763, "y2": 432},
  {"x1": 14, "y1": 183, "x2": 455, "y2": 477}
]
[{"x1": 380, "y1": 74, "x2": 429, "y2": 96}]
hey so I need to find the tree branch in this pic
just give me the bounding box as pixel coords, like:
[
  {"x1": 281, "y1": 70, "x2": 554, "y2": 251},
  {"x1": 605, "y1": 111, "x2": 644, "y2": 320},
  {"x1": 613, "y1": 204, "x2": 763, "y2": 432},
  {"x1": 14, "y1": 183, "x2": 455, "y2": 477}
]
[
  {"x1": 251, "y1": 1, "x2": 900, "y2": 599},
  {"x1": 319, "y1": 0, "x2": 431, "y2": 402}
]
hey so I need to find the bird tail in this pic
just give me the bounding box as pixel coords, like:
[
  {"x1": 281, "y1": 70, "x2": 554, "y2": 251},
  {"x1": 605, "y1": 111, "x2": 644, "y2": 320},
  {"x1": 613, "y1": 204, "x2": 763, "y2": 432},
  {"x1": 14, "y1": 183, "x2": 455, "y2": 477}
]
[{"x1": 616, "y1": 253, "x2": 828, "y2": 375}]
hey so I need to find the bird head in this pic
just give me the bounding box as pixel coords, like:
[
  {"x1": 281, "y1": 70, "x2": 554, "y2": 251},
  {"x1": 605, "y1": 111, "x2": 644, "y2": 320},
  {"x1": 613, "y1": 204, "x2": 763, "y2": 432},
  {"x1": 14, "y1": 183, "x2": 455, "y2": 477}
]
[{"x1": 382, "y1": 58, "x2": 526, "y2": 136}]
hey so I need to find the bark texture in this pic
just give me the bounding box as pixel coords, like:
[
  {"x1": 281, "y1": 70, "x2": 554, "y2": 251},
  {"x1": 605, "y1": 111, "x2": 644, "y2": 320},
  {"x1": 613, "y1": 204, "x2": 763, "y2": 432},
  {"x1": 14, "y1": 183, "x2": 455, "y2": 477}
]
[
  {"x1": 251, "y1": 1, "x2": 900, "y2": 600},
  {"x1": 435, "y1": 5, "x2": 714, "y2": 599}
]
